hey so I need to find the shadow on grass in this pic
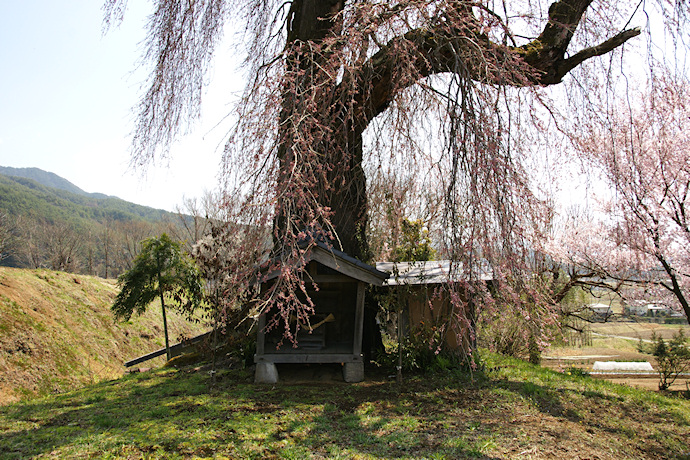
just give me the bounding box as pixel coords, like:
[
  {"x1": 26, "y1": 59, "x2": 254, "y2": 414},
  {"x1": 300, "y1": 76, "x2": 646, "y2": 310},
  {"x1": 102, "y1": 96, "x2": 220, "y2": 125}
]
[
  {"x1": 0, "y1": 361, "x2": 687, "y2": 459},
  {"x1": 0, "y1": 366, "x2": 506, "y2": 459},
  {"x1": 486, "y1": 361, "x2": 688, "y2": 458}
]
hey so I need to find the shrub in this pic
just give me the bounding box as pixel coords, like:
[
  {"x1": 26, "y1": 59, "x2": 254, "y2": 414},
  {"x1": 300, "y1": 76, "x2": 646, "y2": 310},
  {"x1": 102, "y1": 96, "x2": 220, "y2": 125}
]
[
  {"x1": 642, "y1": 329, "x2": 690, "y2": 391},
  {"x1": 479, "y1": 312, "x2": 543, "y2": 364},
  {"x1": 376, "y1": 329, "x2": 467, "y2": 373}
]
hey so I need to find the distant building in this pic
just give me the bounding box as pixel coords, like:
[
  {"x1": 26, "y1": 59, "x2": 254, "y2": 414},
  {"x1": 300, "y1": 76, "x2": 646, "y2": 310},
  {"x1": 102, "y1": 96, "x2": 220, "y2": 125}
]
[
  {"x1": 587, "y1": 303, "x2": 613, "y2": 321},
  {"x1": 628, "y1": 303, "x2": 671, "y2": 317}
]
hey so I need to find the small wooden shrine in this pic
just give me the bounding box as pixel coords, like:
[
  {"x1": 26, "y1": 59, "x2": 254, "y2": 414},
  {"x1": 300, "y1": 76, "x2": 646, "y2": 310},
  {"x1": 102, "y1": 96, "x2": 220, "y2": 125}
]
[{"x1": 254, "y1": 240, "x2": 389, "y2": 383}]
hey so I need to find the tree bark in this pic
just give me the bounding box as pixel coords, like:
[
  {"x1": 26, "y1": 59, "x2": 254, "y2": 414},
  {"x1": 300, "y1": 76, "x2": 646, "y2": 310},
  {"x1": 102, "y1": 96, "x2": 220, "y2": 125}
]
[
  {"x1": 276, "y1": 0, "x2": 371, "y2": 260},
  {"x1": 275, "y1": 0, "x2": 640, "y2": 262}
]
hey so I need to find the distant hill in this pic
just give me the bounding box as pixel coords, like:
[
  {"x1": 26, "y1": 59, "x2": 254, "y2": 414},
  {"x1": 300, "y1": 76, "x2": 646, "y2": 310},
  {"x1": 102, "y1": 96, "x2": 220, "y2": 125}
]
[
  {"x1": 0, "y1": 172, "x2": 171, "y2": 224},
  {"x1": 0, "y1": 167, "x2": 183, "y2": 276},
  {"x1": 0, "y1": 166, "x2": 101, "y2": 198},
  {"x1": 0, "y1": 166, "x2": 170, "y2": 222},
  {"x1": 0, "y1": 267, "x2": 207, "y2": 404}
]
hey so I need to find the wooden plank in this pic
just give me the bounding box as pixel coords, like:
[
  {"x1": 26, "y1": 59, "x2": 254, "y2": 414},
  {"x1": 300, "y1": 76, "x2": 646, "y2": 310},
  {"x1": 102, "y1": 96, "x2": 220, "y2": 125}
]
[
  {"x1": 310, "y1": 247, "x2": 387, "y2": 285},
  {"x1": 125, "y1": 348, "x2": 168, "y2": 367},
  {"x1": 256, "y1": 353, "x2": 359, "y2": 364},
  {"x1": 125, "y1": 330, "x2": 212, "y2": 367},
  {"x1": 260, "y1": 245, "x2": 387, "y2": 285},
  {"x1": 256, "y1": 311, "x2": 267, "y2": 358},
  {"x1": 309, "y1": 274, "x2": 352, "y2": 283}
]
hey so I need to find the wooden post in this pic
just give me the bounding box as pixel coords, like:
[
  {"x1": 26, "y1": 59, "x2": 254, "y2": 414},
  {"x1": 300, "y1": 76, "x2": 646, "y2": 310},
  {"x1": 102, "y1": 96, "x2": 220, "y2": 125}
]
[
  {"x1": 256, "y1": 311, "x2": 267, "y2": 359},
  {"x1": 353, "y1": 282, "x2": 365, "y2": 360},
  {"x1": 161, "y1": 301, "x2": 170, "y2": 361},
  {"x1": 397, "y1": 299, "x2": 403, "y2": 384},
  {"x1": 155, "y1": 251, "x2": 171, "y2": 362},
  {"x1": 157, "y1": 266, "x2": 171, "y2": 362}
]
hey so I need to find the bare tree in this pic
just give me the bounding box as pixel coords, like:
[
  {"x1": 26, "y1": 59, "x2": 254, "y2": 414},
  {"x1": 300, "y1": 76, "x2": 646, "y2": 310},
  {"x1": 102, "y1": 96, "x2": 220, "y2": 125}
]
[
  {"x1": 16, "y1": 216, "x2": 46, "y2": 269},
  {"x1": 171, "y1": 190, "x2": 224, "y2": 252},
  {"x1": 116, "y1": 219, "x2": 159, "y2": 270},
  {"x1": 100, "y1": 217, "x2": 113, "y2": 278},
  {"x1": 0, "y1": 212, "x2": 14, "y2": 262},
  {"x1": 45, "y1": 220, "x2": 81, "y2": 273}
]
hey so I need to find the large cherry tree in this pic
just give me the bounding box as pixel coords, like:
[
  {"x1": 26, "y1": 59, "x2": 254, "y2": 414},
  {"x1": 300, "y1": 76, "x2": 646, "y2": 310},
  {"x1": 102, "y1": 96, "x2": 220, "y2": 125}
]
[{"x1": 104, "y1": 0, "x2": 685, "y2": 352}]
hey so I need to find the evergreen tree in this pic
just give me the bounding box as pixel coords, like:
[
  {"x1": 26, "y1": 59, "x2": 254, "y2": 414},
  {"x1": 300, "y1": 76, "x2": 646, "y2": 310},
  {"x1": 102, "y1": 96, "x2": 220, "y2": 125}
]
[{"x1": 112, "y1": 234, "x2": 203, "y2": 360}]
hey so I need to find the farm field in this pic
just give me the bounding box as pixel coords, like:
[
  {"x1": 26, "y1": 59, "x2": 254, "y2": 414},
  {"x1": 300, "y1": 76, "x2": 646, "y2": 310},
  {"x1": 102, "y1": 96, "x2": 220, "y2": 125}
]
[
  {"x1": 544, "y1": 320, "x2": 690, "y2": 392},
  {"x1": 591, "y1": 321, "x2": 690, "y2": 340}
]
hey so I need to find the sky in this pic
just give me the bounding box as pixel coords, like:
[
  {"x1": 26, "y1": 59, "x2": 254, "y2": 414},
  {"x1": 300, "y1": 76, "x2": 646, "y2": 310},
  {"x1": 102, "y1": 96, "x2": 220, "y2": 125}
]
[
  {"x1": 0, "y1": 2, "x2": 682, "y2": 217},
  {"x1": 0, "y1": 1, "x2": 243, "y2": 212}
]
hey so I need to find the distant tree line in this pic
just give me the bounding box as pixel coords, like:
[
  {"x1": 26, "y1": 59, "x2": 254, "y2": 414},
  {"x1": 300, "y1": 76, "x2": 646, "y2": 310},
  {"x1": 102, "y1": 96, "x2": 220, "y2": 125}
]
[
  {"x1": 0, "y1": 178, "x2": 222, "y2": 279},
  {"x1": 0, "y1": 212, "x2": 173, "y2": 278}
]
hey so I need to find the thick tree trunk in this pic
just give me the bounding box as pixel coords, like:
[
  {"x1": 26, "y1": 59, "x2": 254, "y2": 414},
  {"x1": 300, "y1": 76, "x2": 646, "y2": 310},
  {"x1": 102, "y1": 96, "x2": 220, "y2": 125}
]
[
  {"x1": 273, "y1": 0, "x2": 639, "y2": 263},
  {"x1": 275, "y1": 0, "x2": 370, "y2": 261},
  {"x1": 321, "y1": 129, "x2": 371, "y2": 260}
]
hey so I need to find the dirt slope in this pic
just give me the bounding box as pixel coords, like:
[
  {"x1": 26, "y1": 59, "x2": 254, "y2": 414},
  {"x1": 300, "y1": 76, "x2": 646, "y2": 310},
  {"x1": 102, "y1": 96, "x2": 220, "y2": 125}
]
[{"x1": 0, "y1": 267, "x2": 207, "y2": 404}]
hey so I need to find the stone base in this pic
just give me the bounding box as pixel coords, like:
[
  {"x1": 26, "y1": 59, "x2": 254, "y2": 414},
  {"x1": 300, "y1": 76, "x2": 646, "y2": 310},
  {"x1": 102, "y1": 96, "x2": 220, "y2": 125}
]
[
  {"x1": 342, "y1": 361, "x2": 364, "y2": 383},
  {"x1": 255, "y1": 362, "x2": 279, "y2": 384}
]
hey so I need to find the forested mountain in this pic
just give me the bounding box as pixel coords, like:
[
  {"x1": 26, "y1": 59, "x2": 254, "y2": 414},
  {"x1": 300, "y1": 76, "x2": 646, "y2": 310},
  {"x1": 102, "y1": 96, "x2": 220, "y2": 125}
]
[
  {"x1": 0, "y1": 166, "x2": 101, "y2": 198},
  {"x1": 0, "y1": 167, "x2": 185, "y2": 278},
  {"x1": 0, "y1": 167, "x2": 170, "y2": 222}
]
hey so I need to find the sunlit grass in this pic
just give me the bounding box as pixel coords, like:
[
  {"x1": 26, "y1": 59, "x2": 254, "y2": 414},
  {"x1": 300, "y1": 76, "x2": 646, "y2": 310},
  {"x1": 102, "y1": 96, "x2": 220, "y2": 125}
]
[{"x1": 0, "y1": 353, "x2": 688, "y2": 459}]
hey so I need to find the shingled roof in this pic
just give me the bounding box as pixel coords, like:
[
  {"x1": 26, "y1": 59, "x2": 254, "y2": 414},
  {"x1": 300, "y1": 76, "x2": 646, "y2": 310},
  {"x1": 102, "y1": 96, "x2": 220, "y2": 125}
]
[{"x1": 262, "y1": 238, "x2": 389, "y2": 286}]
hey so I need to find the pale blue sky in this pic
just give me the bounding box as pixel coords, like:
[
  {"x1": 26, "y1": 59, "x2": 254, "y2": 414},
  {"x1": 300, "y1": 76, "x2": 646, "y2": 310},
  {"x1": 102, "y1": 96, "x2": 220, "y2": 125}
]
[
  {"x1": 0, "y1": 1, "x2": 681, "y2": 216},
  {"x1": 0, "y1": 1, "x2": 242, "y2": 211}
]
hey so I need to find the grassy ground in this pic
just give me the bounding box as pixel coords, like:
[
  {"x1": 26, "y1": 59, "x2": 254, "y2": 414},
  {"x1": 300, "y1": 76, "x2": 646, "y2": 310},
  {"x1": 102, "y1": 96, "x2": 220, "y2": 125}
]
[
  {"x1": 0, "y1": 352, "x2": 688, "y2": 459},
  {"x1": 0, "y1": 267, "x2": 207, "y2": 404}
]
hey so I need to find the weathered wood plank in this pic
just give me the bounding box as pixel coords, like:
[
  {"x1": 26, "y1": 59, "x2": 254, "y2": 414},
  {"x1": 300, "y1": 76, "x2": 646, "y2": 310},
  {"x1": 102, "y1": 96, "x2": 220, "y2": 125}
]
[
  {"x1": 310, "y1": 248, "x2": 387, "y2": 285},
  {"x1": 124, "y1": 330, "x2": 212, "y2": 367},
  {"x1": 256, "y1": 311, "x2": 266, "y2": 357},
  {"x1": 256, "y1": 353, "x2": 359, "y2": 363},
  {"x1": 353, "y1": 281, "x2": 365, "y2": 358}
]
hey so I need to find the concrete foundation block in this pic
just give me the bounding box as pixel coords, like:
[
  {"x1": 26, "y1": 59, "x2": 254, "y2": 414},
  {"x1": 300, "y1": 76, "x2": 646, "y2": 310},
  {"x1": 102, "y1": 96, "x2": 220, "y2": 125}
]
[
  {"x1": 342, "y1": 361, "x2": 364, "y2": 383},
  {"x1": 255, "y1": 362, "x2": 279, "y2": 384}
]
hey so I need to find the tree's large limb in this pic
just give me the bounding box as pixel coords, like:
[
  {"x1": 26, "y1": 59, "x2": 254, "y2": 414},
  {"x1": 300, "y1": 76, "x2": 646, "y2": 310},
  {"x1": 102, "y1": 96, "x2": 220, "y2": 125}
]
[
  {"x1": 357, "y1": 0, "x2": 641, "y2": 126},
  {"x1": 555, "y1": 27, "x2": 642, "y2": 81}
]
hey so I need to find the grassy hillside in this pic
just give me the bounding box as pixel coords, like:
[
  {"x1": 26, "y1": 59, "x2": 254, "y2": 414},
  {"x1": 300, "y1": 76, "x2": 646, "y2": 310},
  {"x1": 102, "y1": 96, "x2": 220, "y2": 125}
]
[
  {"x1": 0, "y1": 267, "x2": 207, "y2": 404},
  {"x1": 0, "y1": 353, "x2": 688, "y2": 459}
]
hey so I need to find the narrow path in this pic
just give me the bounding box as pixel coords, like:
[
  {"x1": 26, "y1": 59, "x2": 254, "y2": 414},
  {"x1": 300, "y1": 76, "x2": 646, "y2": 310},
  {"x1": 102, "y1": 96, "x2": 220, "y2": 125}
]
[
  {"x1": 542, "y1": 354, "x2": 619, "y2": 361},
  {"x1": 591, "y1": 332, "x2": 652, "y2": 343}
]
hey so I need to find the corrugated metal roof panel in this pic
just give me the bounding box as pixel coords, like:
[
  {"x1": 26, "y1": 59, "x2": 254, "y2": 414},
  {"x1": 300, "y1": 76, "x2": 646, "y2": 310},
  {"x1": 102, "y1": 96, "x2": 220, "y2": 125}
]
[{"x1": 375, "y1": 260, "x2": 492, "y2": 286}]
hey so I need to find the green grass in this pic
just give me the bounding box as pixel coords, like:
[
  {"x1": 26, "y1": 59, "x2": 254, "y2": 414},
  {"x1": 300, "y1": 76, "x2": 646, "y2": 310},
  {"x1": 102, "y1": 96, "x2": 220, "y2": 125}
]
[
  {"x1": 0, "y1": 352, "x2": 689, "y2": 459},
  {"x1": 0, "y1": 267, "x2": 208, "y2": 403}
]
